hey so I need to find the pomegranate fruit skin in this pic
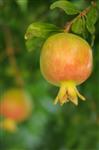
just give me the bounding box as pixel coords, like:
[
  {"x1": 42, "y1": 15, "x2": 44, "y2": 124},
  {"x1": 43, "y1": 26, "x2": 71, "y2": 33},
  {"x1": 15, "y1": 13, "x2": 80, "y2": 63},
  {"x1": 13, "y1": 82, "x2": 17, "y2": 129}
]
[
  {"x1": 0, "y1": 89, "x2": 32, "y2": 122},
  {"x1": 40, "y1": 33, "x2": 92, "y2": 85},
  {"x1": 40, "y1": 33, "x2": 93, "y2": 105}
]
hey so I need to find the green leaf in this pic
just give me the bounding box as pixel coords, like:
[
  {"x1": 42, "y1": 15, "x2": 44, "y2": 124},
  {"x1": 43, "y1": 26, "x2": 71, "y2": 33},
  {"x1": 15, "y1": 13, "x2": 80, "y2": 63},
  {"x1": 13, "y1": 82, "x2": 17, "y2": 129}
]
[
  {"x1": 26, "y1": 37, "x2": 44, "y2": 52},
  {"x1": 25, "y1": 22, "x2": 62, "y2": 52},
  {"x1": 71, "y1": 17, "x2": 89, "y2": 38},
  {"x1": 86, "y1": 7, "x2": 98, "y2": 25},
  {"x1": 86, "y1": 23, "x2": 95, "y2": 35},
  {"x1": 50, "y1": 0, "x2": 80, "y2": 15},
  {"x1": 82, "y1": 16, "x2": 89, "y2": 38},
  {"x1": 71, "y1": 18, "x2": 83, "y2": 34},
  {"x1": 25, "y1": 22, "x2": 61, "y2": 40},
  {"x1": 86, "y1": 7, "x2": 98, "y2": 34}
]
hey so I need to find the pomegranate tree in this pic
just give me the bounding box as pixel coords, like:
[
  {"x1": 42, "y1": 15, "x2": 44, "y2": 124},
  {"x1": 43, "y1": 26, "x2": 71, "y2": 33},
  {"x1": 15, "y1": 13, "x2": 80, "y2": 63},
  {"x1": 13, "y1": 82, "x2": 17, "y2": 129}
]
[
  {"x1": 40, "y1": 33, "x2": 93, "y2": 105},
  {"x1": 24, "y1": 0, "x2": 97, "y2": 106}
]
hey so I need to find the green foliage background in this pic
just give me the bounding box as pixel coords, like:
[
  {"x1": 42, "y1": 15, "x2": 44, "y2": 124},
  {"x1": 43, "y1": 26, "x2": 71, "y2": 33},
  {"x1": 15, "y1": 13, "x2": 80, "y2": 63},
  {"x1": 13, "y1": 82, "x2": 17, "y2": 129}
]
[{"x1": 0, "y1": 0, "x2": 99, "y2": 150}]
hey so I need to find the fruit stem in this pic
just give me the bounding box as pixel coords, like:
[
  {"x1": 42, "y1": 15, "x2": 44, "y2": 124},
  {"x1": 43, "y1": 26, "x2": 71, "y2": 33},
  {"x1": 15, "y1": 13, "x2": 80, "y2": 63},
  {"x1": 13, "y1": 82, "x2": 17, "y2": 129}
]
[{"x1": 54, "y1": 81, "x2": 85, "y2": 106}]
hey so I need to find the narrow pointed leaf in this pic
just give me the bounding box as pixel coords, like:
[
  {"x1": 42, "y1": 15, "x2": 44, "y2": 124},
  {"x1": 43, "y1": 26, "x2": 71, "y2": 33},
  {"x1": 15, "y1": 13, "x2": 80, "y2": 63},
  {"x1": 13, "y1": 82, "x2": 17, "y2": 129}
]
[
  {"x1": 86, "y1": 7, "x2": 98, "y2": 25},
  {"x1": 86, "y1": 7, "x2": 98, "y2": 34},
  {"x1": 82, "y1": 16, "x2": 89, "y2": 38},
  {"x1": 25, "y1": 22, "x2": 61, "y2": 40},
  {"x1": 50, "y1": 0, "x2": 80, "y2": 15},
  {"x1": 71, "y1": 18, "x2": 83, "y2": 34}
]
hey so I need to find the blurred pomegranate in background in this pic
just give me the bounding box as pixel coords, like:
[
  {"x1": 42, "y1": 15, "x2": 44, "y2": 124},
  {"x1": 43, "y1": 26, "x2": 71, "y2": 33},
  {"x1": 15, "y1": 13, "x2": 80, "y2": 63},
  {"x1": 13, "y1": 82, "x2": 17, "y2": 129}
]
[{"x1": 0, "y1": 89, "x2": 33, "y2": 132}]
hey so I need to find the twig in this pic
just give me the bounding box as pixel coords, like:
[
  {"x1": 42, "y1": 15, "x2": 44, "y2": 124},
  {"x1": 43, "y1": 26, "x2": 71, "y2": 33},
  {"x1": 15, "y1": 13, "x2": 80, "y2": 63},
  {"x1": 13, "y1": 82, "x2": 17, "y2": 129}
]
[{"x1": 64, "y1": 1, "x2": 96, "y2": 32}]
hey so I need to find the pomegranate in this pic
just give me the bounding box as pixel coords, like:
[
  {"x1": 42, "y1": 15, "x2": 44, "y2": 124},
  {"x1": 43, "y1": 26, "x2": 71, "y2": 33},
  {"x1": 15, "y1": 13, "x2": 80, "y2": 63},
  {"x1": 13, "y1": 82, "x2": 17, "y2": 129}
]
[
  {"x1": 40, "y1": 33, "x2": 93, "y2": 105},
  {"x1": 0, "y1": 89, "x2": 32, "y2": 122}
]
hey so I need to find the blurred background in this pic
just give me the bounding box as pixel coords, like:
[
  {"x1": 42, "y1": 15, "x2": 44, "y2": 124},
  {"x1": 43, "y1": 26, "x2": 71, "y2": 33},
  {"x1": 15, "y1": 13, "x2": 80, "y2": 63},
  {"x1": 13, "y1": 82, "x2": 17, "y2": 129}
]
[{"x1": 0, "y1": 0, "x2": 99, "y2": 150}]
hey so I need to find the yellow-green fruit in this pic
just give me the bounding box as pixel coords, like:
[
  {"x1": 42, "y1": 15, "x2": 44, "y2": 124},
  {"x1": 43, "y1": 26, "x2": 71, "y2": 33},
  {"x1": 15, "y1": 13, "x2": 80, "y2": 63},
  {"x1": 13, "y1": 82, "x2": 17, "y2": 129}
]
[
  {"x1": 40, "y1": 33, "x2": 93, "y2": 105},
  {"x1": 0, "y1": 89, "x2": 32, "y2": 122}
]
